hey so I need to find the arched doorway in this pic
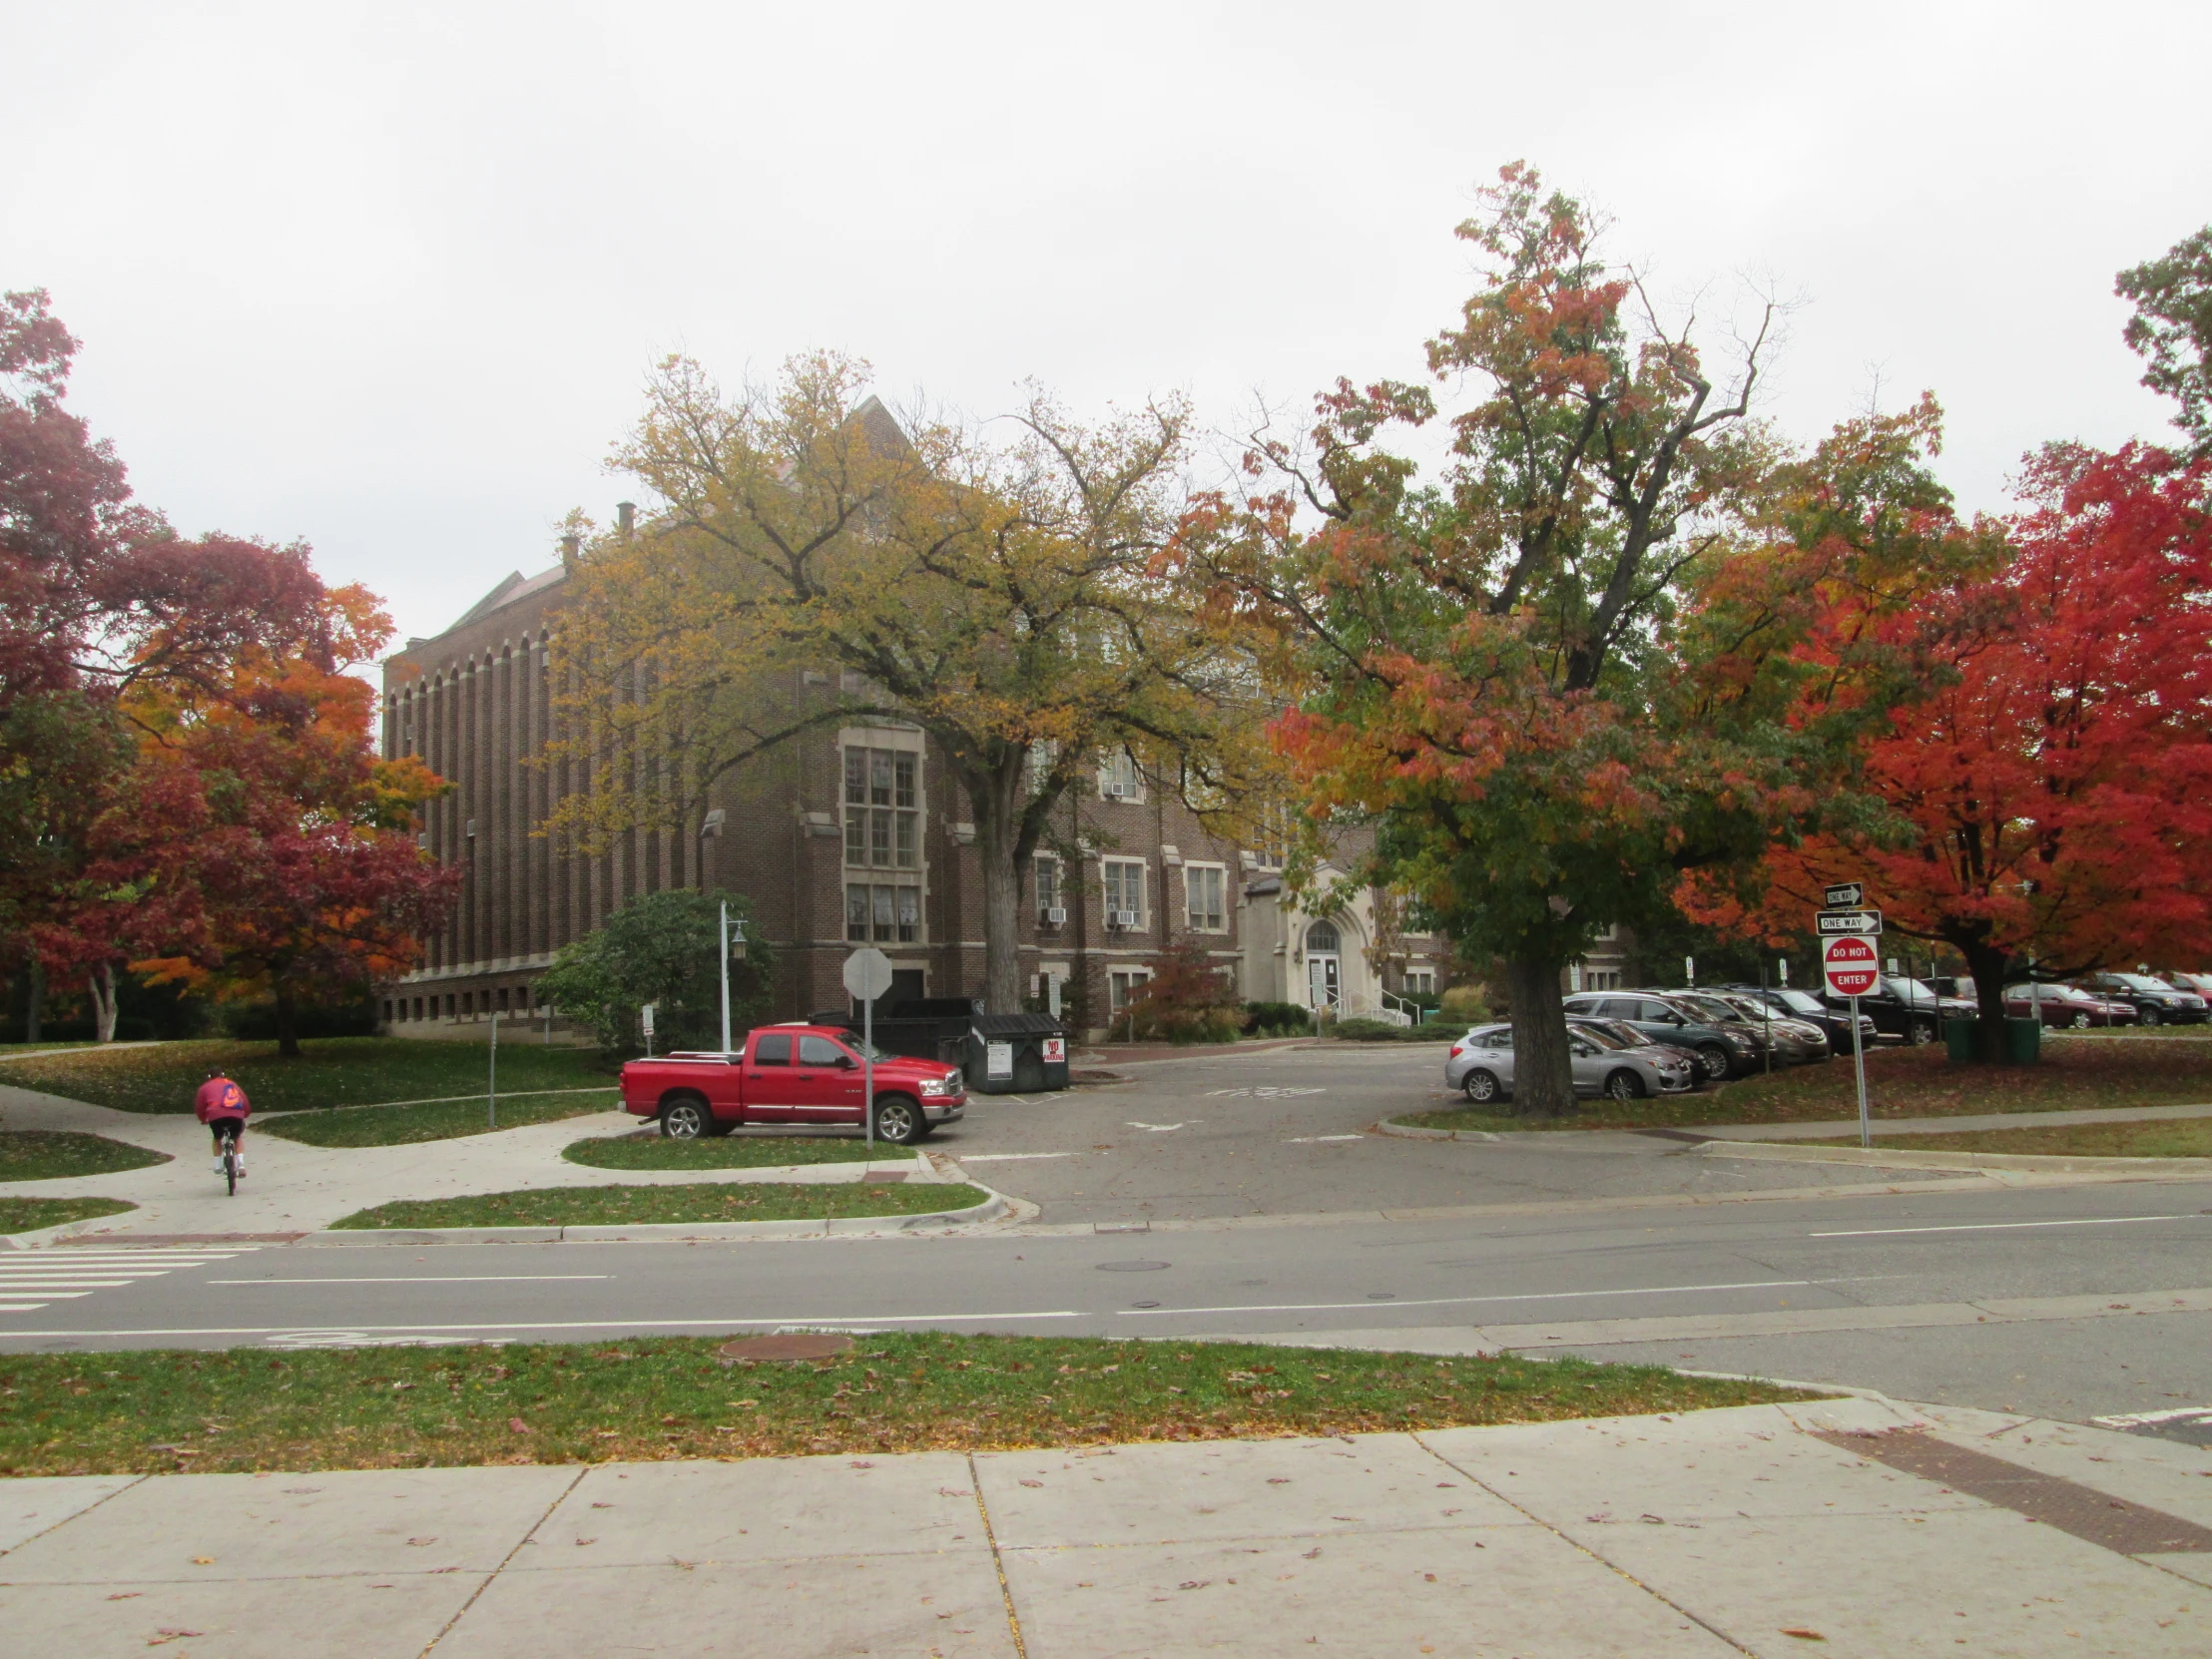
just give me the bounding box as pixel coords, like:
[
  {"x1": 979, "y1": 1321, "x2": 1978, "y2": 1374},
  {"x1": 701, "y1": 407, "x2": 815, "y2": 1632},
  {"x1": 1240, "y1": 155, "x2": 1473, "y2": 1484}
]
[{"x1": 1305, "y1": 919, "x2": 1343, "y2": 1012}]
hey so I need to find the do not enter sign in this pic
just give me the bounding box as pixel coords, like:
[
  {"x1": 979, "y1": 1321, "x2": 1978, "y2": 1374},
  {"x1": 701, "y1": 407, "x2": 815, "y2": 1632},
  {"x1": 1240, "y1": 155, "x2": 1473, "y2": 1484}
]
[{"x1": 1824, "y1": 935, "x2": 1880, "y2": 997}]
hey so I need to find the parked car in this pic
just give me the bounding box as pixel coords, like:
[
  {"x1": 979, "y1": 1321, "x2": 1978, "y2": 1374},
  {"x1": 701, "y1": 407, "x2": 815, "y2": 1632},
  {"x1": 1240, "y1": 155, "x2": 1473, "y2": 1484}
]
[
  {"x1": 2163, "y1": 971, "x2": 2212, "y2": 999},
  {"x1": 2002, "y1": 983, "x2": 2137, "y2": 1028},
  {"x1": 1720, "y1": 985, "x2": 1875, "y2": 1053},
  {"x1": 1568, "y1": 1016, "x2": 1707, "y2": 1078},
  {"x1": 1820, "y1": 975, "x2": 1972, "y2": 1045},
  {"x1": 619, "y1": 1023, "x2": 967, "y2": 1143},
  {"x1": 1560, "y1": 991, "x2": 1765, "y2": 1080},
  {"x1": 2079, "y1": 972, "x2": 2210, "y2": 1026},
  {"x1": 1657, "y1": 990, "x2": 1792, "y2": 1067},
  {"x1": 1445, "y1": 1022, "x2": 1696, "y2": 1104},
  {"x1": 1702, "y1": 991, "x2": 1832, "y2": 1063}
]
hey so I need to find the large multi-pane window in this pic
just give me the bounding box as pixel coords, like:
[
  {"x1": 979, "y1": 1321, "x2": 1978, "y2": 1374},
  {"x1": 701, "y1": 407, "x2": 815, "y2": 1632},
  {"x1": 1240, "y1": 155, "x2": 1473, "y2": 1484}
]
[
  {"x1": 1102, "y1": 858, "x2": 1145, "y2": 925},
  {"x1": 1097, "y1": 747, "x2": 1144, "y2": 803},
  {"x1": 843, "y1": 743, "x2": 920, "y2": 943},
  {"x1": 1184, "y1": 865, "x2": 1227, "y2": 932},
  {"x1": 844, "y1": 747, "x2": 918, "y2": 869},
  {"x1": 1035, "y1": 855, "x2": 1062, "y2": 919},
  {"x1": 846, "y1": 882, "x2": 920, "y2": 944}
]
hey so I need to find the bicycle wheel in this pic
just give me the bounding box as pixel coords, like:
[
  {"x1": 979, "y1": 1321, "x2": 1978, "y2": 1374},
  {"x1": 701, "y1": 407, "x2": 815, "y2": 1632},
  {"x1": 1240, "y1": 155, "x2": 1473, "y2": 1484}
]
[{"x1": 225, "y1": 1146, "x2": 238, "y2": 1197}]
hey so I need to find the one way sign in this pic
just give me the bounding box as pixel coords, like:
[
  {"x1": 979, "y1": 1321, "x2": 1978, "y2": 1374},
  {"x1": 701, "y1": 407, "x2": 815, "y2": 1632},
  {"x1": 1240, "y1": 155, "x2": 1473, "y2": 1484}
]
[
  {"x1": 1817, "y1": 909, "x2": 1884, "y2": 936},
  {"x1": 1823, "y1": 882, "x2": 1865, "y2": 909}
]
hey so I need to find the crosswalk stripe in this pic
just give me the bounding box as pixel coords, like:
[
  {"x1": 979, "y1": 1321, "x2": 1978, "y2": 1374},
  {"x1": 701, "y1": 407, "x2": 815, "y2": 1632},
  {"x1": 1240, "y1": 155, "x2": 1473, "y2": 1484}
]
[{"x1": 0, "y1": 1247, "x2": 257, "y2": 1314}]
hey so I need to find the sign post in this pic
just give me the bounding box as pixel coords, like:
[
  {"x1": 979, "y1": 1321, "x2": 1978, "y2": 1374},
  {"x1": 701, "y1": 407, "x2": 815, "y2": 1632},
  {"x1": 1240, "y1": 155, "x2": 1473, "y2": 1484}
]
[
  {"x1": 842, "y1": 947, "x2": 895, "y2": 1153},
  {"x1": 487, "y1": 1009, "x2": 499, "y2": 1129},
  {"x1": 641, "y1": 1002, "x2": 655, "y2": 1058},
  {"x1": 1823, "y1": 933, "x2": 1881, "y2": 1146}
]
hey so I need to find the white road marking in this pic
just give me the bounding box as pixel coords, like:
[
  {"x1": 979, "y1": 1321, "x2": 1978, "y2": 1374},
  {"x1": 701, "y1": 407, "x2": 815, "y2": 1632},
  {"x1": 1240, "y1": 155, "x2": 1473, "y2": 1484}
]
[
  {"x1": 1116, "y1": 1279, "x2": 1817, "y2": 1318},
  {"x1": 2092, "y1": 1405, "x2": 2212, "y2": 1428},
  {"x1": 0, "y1": 1248, "x2": 255, "y2": 1314},
  {"x1": 955, "y1": 1153, "x2": 1075, "y2": 1163},
  {"x1": 1207, "y1": 1087, "x2": 1328, "y2": 1098},
  {"x1": 207, "y1": 1283, "x2": 615, "y2": 1292},
  {"x1": 0, "y1": 1311, "x2": 1092, "y2": 1340},
  {"x1": 1125, "y1": 1121, "x2": 1195, "y2": 1132},
  {"x1": 1286, "y1": 1135, "x2": 1364, "y2": 1144},
  {"x1": 1811, "y1": 1214, "x2": 2202, "y2": 1238}
]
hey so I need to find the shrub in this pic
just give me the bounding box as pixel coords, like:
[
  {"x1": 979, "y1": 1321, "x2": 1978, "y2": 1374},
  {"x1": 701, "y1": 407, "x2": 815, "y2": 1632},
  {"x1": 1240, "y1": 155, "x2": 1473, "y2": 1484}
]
[
  {"x1": 539, "y1": 888, "x2": 775, "y2": 1056},
  {"x1": 1438, "y1": 984, "x2": 1490, "y2": 1025},
  {"x1": 1124, "y1": 942, "x2": 1242, "y2": 1043},
  {"x1": 1242, "y1": 999, "x2": 1314, "y2": 1037},
  {"x1": 1331, "y1": 1017, "x2": 1402, "y2": 1041}
]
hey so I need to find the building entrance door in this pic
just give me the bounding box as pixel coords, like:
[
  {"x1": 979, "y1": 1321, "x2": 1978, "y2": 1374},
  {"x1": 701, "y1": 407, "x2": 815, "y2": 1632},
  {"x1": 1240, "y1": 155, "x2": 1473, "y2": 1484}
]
[{"x1": 1305, "y1": 920, "x2": 1343, "y2": 1012}]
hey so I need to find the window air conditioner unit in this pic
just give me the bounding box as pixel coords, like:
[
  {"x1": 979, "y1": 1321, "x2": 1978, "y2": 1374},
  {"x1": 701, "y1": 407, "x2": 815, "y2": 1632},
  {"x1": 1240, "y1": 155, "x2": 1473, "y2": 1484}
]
[
  {"x1": 1043, "y1": 906, "x2": 1067, "y2": 925},
  {"x1": 1102, "y1": 782, "x2": 1126, "y2": 798},
  {"x1": 1110, "y1": 908, "x2": 1139, "y2": 928}
]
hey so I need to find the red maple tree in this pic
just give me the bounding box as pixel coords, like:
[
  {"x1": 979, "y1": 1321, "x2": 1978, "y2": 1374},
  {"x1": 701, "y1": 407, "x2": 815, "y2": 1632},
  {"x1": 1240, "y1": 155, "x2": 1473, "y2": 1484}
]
[{"x1": 1684, "y1": 442, "x2": 2212, "y2": 1052}]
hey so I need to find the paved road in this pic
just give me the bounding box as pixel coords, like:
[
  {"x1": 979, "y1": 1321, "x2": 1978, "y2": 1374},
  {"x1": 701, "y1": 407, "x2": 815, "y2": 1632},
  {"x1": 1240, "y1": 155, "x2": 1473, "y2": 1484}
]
[{"x1": 6, "y1": 1046, "x2": 2208, "y2": 1433}]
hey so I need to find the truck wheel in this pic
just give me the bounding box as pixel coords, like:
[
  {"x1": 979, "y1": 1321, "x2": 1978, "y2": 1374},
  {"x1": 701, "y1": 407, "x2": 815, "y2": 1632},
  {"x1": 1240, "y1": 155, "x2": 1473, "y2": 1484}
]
[
  {"x1": 660, "y1": 1095, "x2": 710, "y2": 1140},
  {"x1": 872, "y1": 1095, "x2": 924, "y2": 1145},
  {"x1": 1909, "y1": 1019, "x2": 1936, "y2": 1045}
]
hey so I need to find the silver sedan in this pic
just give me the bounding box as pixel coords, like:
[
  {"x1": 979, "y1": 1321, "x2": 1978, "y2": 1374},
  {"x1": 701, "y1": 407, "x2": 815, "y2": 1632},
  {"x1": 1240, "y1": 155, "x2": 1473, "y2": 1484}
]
[{"x1": 1445, "y1": 1022, "x2": 1697, "y2": 1105}]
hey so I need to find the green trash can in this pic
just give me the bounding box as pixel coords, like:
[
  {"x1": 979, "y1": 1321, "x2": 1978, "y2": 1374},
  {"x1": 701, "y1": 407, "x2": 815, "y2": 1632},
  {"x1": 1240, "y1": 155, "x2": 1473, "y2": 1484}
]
[
  {"x1": 1943, "y1": 1018, "x2": 1979, "y2": 1062},
  {"x1": 2004, "y1": 1016, "x2": 2042, "y2": 1065}
]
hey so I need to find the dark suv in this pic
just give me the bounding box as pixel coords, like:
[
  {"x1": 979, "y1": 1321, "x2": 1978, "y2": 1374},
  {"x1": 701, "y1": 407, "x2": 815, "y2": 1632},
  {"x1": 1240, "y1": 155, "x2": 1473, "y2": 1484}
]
[
  {"x1": 1560, "y1": 991, "x2": 1763, "y2": 1080},
  {"x1": 1820, "y1": 975, "x2": 1972, "y2": 1045},
  {"x1": 2080, "y1": 972, "x2": 2210, "y2": 1026}
]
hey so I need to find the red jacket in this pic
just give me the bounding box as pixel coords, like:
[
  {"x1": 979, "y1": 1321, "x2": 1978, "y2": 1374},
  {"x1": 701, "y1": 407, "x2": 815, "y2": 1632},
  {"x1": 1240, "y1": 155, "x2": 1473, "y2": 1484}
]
[{"x1": 195, "y1": 1077, "x2": 251, "y2": 1123}]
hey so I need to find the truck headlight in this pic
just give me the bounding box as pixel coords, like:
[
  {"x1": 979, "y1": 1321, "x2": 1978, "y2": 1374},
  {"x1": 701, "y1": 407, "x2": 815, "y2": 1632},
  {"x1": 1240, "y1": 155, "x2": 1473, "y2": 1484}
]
[{"x1": 919, "y1": 1075, "x2": 960, "y2": 1096}]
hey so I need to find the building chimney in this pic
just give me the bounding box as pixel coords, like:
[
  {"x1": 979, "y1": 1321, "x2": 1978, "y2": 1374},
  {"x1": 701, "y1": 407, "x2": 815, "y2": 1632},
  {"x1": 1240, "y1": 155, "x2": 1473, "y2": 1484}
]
[
  {"x1": 559, "y1": 532, "x2": 582, "y2": 571},
  {"x1": 616, "y1": 501, "x2": 636, "y2": 540}
]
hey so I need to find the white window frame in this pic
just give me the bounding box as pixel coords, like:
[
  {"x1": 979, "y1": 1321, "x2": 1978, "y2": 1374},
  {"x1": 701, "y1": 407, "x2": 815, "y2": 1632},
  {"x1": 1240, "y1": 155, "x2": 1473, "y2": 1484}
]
[
  {"x1": 1183, "y1": 862, "x2": 1228, "y2": 933},
  {"x1": 1101, "y1": 857, "x2": 1147, "y2": 927},
  {"x1": 1097, "y1": 747, "x2": 1146, "y2": 804},
  {"x1": 1404, "y1": 968, "x2": 1436, "y2": 996},
  {"x1": 1034, "y1": 854, "x2": 1062, "y2": 917},
  {"x1": 1109, "y1": 966, "x2": 1153, "y2": 1013}
]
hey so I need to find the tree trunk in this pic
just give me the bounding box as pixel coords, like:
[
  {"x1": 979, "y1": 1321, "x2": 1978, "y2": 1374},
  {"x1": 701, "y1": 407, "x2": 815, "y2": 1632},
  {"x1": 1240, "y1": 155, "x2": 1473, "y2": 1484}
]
[
  {"x1": 1504, "y1": 949, "x2": 1575, "y2": 1116},
  {"x1": 24, "y1": 959, "x2": 43, "y2": 1044},
  {"x1": 273, "y1": 985, "x2": 302, "y2": 1058},
  {"x1": 88, "y1": 963, "x2": 119, "y2": 1044},
  {"x1": 1960, "y1": 936, "x2": 2016, "y2": 1064}
]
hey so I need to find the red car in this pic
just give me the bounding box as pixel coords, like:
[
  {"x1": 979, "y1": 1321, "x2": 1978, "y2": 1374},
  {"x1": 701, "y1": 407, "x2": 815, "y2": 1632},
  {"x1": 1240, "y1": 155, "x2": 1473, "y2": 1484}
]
[
  {"x1": 620, "y1": 1024, "x2": 966, "y2": 1144},
  {"x1": 2001, "y1": 983, "x2": 2137, "y2": 1028}
]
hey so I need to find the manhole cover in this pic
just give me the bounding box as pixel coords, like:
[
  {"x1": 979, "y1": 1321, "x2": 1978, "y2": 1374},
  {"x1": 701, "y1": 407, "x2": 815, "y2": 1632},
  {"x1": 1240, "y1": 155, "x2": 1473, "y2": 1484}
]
[
  {"x1": 718, "y1": 1334, "x2": 854, "y2": 1363},
  {"x1": 1130, "y1": 1300, "x2": 1162, "y2": 1309},
  {"x1": 1096, "y1": 1260, "x2": 1171, "y2": 1273}
]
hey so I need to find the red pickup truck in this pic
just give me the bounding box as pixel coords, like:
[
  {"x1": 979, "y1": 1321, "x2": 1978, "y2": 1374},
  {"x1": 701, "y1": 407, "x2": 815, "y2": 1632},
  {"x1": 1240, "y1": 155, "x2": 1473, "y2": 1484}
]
[{"x1": 619, "y1": 1024, "x2": 966, "y2": 1144}]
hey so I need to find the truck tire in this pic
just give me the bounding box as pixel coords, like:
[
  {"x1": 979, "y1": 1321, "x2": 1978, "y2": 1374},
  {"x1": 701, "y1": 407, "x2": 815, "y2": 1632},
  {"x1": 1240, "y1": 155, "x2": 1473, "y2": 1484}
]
[
  {"x1": 871, "y1": 1094, "x2": 926, "y2": 1145},
  {"x1": 1909, "y1": 1018, "x2": 1936, "y2": 1045},
  {"x1": 660, "y1": 1094, "x2": 711, "y2": 1140}
]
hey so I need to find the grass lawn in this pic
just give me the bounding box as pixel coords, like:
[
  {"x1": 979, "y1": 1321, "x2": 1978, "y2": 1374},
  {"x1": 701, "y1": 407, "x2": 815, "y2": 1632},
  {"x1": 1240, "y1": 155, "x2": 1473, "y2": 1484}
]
[
  {"x1": 0, "y1": 1036, "x2": 611, "y2": 1115},
  {"x1": 562, "y1": 1132, "x2": 915, "y2": 1170},
  {"x1": 1393, "y1": 1037, "x2": 2212, "y2": 1134},
  {"x1": 0, "y1": 1332, "x2": 1810, "y2": 1476},
  {"x1": 0, "y1": 1196, "x2": 136, "y2": 1235},
  {"x1": 330, "y1": 1181, "x2": 990, "y2": 1230},
  {"x1": 260, "y1": 1090, "x2": 621, "y2": 1148},
  {"x1": 0, "y1": 1130, "x2": 170, "y2": 1181},
  {"x1": 1840, "y1": 1117, "x2": 2212, "y2": 1159}
]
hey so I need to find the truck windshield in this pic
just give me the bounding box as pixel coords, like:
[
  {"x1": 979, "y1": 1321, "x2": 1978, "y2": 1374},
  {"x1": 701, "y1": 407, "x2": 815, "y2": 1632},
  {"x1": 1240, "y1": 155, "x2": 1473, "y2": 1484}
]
[{"x1": 844, "y1": 1035, "x2": 892, "y2": 1062}]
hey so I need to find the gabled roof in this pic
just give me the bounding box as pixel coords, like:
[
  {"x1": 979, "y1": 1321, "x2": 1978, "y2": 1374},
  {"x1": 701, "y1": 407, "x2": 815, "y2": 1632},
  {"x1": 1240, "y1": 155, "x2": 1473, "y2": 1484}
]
[{"x1": 443, "y1": 562, "x2": 569, "y2": 634}]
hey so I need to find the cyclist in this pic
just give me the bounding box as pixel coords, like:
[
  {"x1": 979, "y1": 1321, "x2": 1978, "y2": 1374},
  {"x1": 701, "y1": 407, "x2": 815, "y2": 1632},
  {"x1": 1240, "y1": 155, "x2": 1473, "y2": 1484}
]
[{"x1": 195, "y1": 1069, "x2": 252, "y2": 1179}]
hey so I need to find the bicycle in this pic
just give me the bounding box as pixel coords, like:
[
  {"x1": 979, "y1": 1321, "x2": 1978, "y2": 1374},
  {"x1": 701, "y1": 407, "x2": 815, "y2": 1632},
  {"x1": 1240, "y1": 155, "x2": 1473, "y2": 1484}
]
[{"x1": 212, "y1": 1119, "x2": 244, "y2": 1197}]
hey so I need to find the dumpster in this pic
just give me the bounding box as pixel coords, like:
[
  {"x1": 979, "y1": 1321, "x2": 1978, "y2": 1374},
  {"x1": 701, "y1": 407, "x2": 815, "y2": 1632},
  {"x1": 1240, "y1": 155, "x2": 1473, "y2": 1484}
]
[
  {"x1": 812, "y1": 998, "x2": 982, "y2": 1066},
  {"x1": 963, "y1": 1012, "x2": 1070, "y2": 1093}
]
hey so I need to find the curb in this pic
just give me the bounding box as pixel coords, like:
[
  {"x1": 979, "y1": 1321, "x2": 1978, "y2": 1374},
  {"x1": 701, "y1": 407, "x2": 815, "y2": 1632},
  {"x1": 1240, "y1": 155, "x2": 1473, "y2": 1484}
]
[
  {"x1": 1695, "y1": 1140, "x2": 2212, "y2": 1176},
  {"x1": 1374, "y1": 1119, "x2": 1500, "y2": 1143},
  {"x1": 296, "y1": 1189, "x2": 1009, "y2": 1246},
  {"x1": 0, "y1": 1207, "x2": 143, "y2": 1250}
]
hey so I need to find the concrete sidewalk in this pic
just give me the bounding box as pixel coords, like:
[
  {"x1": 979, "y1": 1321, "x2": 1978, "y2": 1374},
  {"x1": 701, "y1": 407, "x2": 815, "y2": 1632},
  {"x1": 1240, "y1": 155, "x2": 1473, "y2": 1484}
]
[
  {"x1": 0, "y1": 1083, "x2": 925, "y2": 1241},
  {"x1": 1687, "y1": 1100, "x2": 2212, "y2": 1141},
  {"x1": 4, "y1": 1394, "x2": 2206, "y2": 1657}
]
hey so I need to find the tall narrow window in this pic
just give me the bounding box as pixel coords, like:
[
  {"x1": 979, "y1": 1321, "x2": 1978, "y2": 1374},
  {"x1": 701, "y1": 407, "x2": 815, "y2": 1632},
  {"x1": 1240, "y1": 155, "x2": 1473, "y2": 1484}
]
[
  {"x1": 1035, "y1": 855, "x2": 1061, "y2": 917},
  {"x1": 1184, "y1": 865, "x2": 1226, "y2": 931},
  {"x1": 1103, "y1": 858, "x2": 1145, "y2": 924}
]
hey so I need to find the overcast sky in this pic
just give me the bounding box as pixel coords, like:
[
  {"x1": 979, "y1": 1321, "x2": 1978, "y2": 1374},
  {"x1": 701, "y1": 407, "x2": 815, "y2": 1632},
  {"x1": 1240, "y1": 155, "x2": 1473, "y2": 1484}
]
[{"x1": 9, "y1": 1, "x2": 2207, "y2": 649}]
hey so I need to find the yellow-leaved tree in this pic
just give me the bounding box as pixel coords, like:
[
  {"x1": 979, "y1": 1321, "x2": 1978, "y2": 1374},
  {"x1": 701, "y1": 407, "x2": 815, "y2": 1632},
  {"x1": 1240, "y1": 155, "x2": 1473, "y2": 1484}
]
[{"x1": 548, "y1": 351, "x2": 1262, "y2": 1011}]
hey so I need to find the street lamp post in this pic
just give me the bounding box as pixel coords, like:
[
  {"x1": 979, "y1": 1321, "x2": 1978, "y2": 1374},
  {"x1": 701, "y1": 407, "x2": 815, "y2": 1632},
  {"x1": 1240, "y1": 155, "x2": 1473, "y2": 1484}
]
[{"x1": 720, "y1": 903, "x2": 748, "y2": 1053}]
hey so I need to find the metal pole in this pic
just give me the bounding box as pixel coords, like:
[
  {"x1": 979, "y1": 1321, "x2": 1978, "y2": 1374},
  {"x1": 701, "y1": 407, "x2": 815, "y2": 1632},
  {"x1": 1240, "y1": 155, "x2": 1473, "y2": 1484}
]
[
  {"x1": 1849, "y1": 992, "x2": 1871, "y2": 1148},
  {"x1": 1760, "y1": 959, "x2": 1772, "y2": 1074},
  {"x1": 719, "y1": 900, "x2": 732, "y2": 1054},
  {"x1": 863, "y1": 993, "x2": 875, "y2": 1155},
  {"x1": 488, "y1": 1010, "x2": 499, "y2": 1129}
]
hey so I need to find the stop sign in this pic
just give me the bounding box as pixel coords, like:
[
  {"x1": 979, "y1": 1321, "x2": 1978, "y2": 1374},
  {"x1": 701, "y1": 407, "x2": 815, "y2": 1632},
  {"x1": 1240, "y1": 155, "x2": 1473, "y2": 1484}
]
[{"x1": 1824, "y1": 934, "x2": 1880, "y2": 996}]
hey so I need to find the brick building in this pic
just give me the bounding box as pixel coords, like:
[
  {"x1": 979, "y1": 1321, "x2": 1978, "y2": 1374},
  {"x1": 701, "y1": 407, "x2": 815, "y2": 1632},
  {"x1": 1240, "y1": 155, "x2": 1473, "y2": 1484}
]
[{"x1": 379, "y1": 535, "x2": 1447, "y2": 1041}]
